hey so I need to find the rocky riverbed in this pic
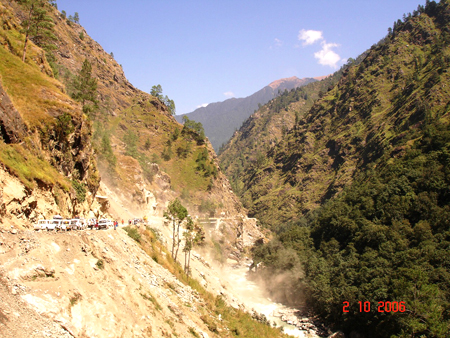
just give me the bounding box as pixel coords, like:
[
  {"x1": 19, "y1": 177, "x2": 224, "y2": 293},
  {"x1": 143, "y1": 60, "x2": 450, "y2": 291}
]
[{"x1": 213, "y1": 262, "x2": 327, "y2": 337}]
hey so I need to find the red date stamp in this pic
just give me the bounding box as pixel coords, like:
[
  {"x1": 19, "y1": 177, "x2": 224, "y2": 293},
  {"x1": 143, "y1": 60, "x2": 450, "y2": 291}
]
[{"x1": 343, "y1": 301, "x2": 406, "y2": 313}]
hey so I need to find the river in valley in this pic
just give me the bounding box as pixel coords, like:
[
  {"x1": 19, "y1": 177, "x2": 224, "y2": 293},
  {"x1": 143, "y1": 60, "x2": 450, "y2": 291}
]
[
  {"x1": 219, "y1": 262, "x2": 322, "y2": 337},
  {"x1": 147, "y1": 215, "x2": 325, "y2": 336}
]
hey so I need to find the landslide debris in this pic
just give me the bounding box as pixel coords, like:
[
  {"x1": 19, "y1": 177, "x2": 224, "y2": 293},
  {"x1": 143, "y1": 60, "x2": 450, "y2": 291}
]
[{"x1": 0, "y1": 223, "x2": 289, "y2": 338}]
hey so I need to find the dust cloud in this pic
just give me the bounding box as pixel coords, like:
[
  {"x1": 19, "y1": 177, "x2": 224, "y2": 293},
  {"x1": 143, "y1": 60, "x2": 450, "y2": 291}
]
[
  {"x1": 100, "y1": 173, "x2": 319, "y2": 337},
  {"x1": 211, "y1": 261, "x2": 311, "y2": 337}
]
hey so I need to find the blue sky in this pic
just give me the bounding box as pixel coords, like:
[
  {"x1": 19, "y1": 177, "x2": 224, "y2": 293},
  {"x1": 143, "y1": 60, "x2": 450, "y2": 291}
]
[{"x1": 57, "y1": 0, "x2": 425, "y2": 115}]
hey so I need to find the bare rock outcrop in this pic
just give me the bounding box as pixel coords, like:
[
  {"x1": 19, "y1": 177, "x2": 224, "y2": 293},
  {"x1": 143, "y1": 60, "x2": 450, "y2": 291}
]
[{"x1": 0, "y1": 81, "x2": 27, "y2": 144}]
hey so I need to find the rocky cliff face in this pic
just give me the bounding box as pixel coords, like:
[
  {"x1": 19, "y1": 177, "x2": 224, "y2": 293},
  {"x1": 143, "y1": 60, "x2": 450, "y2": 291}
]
[
  {"x1": 0, "y1": 1, "x2": 100, "y2": 227},
  {"x1": 0, "y1": 106, "x2": 100, "y2": 226},
  {"x1": 0, "y1": 82, "x2": 27, "y2": 144}
]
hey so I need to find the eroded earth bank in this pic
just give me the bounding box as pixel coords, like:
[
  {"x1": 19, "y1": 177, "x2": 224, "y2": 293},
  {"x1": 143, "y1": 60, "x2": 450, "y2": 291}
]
[{"x1": 0, "y1": 213, "x2": 332, "y2": 338}]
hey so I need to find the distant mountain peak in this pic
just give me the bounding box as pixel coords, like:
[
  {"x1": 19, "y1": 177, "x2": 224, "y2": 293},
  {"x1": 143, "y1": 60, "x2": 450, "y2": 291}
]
[
  {"x1": 177, "y1": 75, "x2": 318, "y2": 151},
  {"x1": 313, "y1": 74, "x2": 332, "y2": 81},
  {"x1": 268, "y1": 76, "x2": 302, "y2": 89}
]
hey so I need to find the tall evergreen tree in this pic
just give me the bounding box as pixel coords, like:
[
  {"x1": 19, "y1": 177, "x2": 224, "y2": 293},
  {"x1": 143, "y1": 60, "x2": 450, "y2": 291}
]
[
  {"x1": 19, "y1": 0, "x2": 56, "y2": 62},
  {"x1": 150, "y1": 85, "x2": 176, "y2": 115},
  {"x1": 164, "y1": 96, "x2": 176, "y2": 115},
  {"x1": 150, "y1": 84, "x2": 162, "y2": 98},
  {"x1": 72, "y1": 58, "x2": 98, "y2": 114},
  {"x1": 183, "y1": 216, "x2": 194, "y2": 275}
]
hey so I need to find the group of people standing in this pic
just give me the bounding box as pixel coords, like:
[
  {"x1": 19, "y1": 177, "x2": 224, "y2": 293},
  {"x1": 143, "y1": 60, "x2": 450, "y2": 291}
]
[{"x1": 113, "y1": 219, "x2": 124, "y2": 230}]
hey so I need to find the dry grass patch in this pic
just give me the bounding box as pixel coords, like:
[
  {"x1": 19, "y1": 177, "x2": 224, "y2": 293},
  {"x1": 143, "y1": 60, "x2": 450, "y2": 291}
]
[
  {"x1": 0, "y1": 46, "x2": 75, "y2": 129},
  {"x1": 0, "y1": 141, "x2": 70, "y2": 190}
]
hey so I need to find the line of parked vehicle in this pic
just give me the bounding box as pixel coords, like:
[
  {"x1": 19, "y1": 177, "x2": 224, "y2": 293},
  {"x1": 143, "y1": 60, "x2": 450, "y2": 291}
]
[{"x1": 33, "y1": 215, "x2": 114, "y2": 231}]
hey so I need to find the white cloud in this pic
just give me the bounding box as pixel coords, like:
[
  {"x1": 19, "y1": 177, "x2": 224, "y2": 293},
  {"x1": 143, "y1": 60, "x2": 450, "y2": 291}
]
[
  {"x1": 270, "y1": 38, "x2": 283, "y2": 49},
  {"x1": 196, "y1": 103, "x2": 209, "y2": 108},
  {"x1": 298, "y1": 28, "x2": 342, "y2": 68},
  {"x1": 298, "y1": 29, "x2": 323, "y2": 45},
  {"x1": 314, "y1": 42, "x2": 341, "y2": 68},
  {"x1": 223, "y1": 91, "x2": 234, "y2": 98}
]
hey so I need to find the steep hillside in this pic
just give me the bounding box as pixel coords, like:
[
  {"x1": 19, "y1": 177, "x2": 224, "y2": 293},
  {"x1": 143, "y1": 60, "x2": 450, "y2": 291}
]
[
  {"x1": 46, "y1": 2, "x2": 244, "y2": 220},
  {"x1": 244, "y1": 1, "x2": 450, "y2": 337},
  {"x1": 0, "y1": 222, "x2": 290, "y2": 338},
  {"x1": 0, "y1": 0, "x2": 249, "y2": 229},
  {"x1": 0, "y1": 1, "x2": 100, "y2": 225},
  {"x1": 218, "y1": 73, "x2": 346, "y2": 197},
  {"x1": 0, "y1": 1, "x2": 268, "y2": 296},
  {"x1": 176, "y1": 76, "x2": 317, "y2": 151},
  {"x1": 241, "y1": 1, "x2": 450, "y2": 230},
  {"x1": 0, "y1": 2, "x2": 289, "y2": 337}
]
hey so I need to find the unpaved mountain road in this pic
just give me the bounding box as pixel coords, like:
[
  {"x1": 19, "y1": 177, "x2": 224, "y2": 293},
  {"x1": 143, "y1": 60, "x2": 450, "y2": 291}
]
[
  {"x1": 0, "y1": 219, "x2": 327, "y2": 338},
  {"x1": 0, "y1": 226, "x2": 214, "y2": 338}
]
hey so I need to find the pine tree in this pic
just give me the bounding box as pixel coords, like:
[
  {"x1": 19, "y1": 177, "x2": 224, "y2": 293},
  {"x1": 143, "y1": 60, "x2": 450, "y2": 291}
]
[
  {"x1": 150, "y1": 84, "x2": 162, "y2": 98},
  {"x1": 150, "y1": 85, "x2": 176, "y2": 115},
  {"x1": 72, "y1": 58, "x2": 98, "y2": 114},
  {"x1": 164, "y1": 96, "x2": 176, "y2": 115},
  {"x1": 20, "y1": 0, "x2": 56, "y2": 62}
]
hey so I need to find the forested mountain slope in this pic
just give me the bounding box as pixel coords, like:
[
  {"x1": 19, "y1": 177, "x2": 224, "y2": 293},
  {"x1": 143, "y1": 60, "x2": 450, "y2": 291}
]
[
  {"x1": 246, "y1": 1, "x2": 450, "y2": 337},
  {"x1": 218, "y1": 72, "x2": 347, "y2": 197},
  {"x1": 242, "y1": 0, "x2": 450, "y2": 229},
  {"x1": 176, "y1": 76, "x2": 317, "y2": 151}
]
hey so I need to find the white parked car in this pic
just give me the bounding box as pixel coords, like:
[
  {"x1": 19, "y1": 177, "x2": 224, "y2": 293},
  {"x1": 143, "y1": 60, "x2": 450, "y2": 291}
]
[
  {"x1": 57, "y1": 219, "x2": 71, "y2": 231},
  {"x1": 70, "y1": 218, "x2": 87, "y2": 230},
  {"x1": 33, "y1": 220, "x2": 51, "y2": 231},
  {"x1": 98, "y1": 219, "x2": 113, "y2": 229},
  {"x1": 87, "y1": 218, "x2": 97, "y2": 229},
  {"x1": 47, "y1": 219, "x2": 60, "y2": 231}
]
